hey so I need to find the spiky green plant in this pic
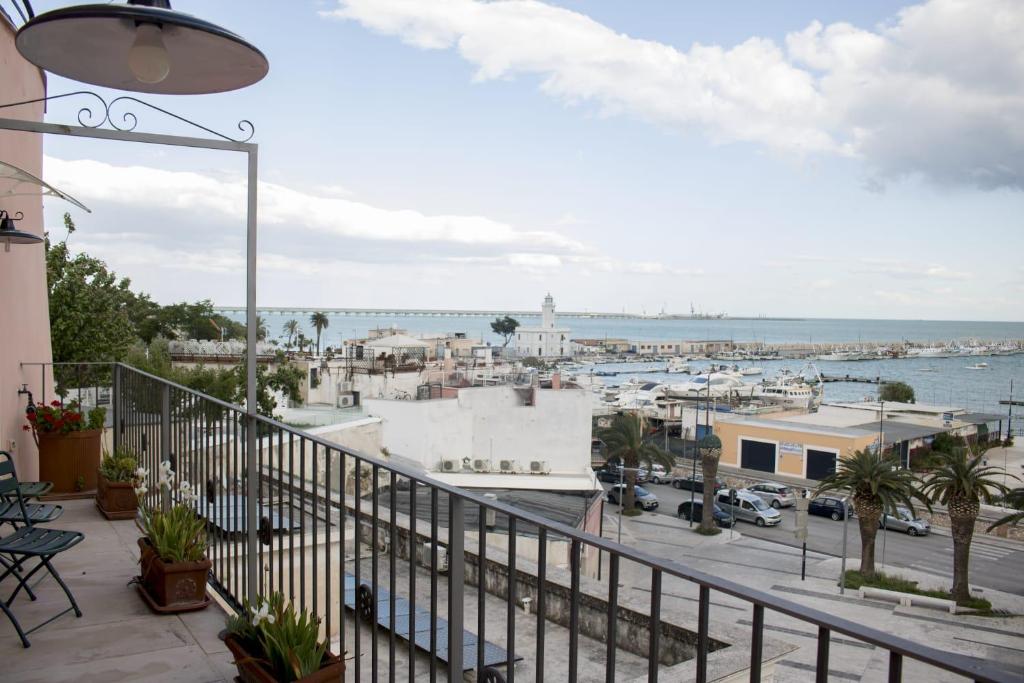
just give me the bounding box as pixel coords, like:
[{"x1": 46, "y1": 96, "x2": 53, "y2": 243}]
[
  {"x1": 134, "y1": 462, "x2": 207, "y2": 563},
  {"x1": 99, "y1": 446, "x2": 139, "y2": 483},
  {"x1": 987, "y1": 488, "x2": 1024, "y2": 532},
  {"x1": 226, "y1": 592, "x2": 328, "y2": 681},
  {"x1": 815, "y1": 449, "x2": 929, "y2": 578}
]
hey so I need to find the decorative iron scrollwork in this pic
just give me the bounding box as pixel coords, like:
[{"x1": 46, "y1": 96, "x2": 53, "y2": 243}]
[{"x1": 0, "y1": 90, "x2": 255, "y2": 143}]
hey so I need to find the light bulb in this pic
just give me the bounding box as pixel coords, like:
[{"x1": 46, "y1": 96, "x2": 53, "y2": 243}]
[{"x1": 128, "y1": 23, "x2": 171, "y2": 84}]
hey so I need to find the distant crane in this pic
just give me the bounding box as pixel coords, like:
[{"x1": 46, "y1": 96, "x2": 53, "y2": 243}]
[{"x1": 209, "y1": 317, "x2": 225, "y2": 342}]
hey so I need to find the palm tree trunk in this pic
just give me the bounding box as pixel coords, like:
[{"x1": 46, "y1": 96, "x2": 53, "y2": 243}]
[
  {"x1": 700, "y1": 452, "x2": 720, "y2": 533},
  {"x1": 949, "y1": 511, "x2": 977, "y2": 605},
  {"x1": 623, "y1": 469, "x2": 637, "y2": 510},
  {"x1": 853, "y1": 495, "x2": 881, "y2": 578}
]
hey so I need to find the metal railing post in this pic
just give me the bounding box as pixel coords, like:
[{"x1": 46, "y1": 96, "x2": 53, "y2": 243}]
[
  {"x1": 160, "y1": 382, "x2": 170, "y2": 514},
  {"x1": 447, "y1": 496, "x2": 465, "y2": 680},
  {"x1": 112, "y1": 364, "x2": 121, "y2": 455}
]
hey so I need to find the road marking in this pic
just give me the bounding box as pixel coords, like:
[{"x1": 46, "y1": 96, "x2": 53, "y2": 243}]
[{"x1": 776, "y1": 660, "x2": 861, "y2": 680}]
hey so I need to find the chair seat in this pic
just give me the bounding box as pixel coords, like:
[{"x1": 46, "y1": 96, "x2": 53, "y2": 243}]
[
  {"x1": 17, "y1": 482, "x2": 53, "y2": 500},
  {"x1": 0, "y1": 501, "x2": 62, "y2": 525},
  {"x1": 0, "y1": 527, "x2": 83, "y2": 556}
]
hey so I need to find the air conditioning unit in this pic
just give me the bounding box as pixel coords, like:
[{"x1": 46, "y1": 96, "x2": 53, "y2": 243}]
[
  {"x1": 337, "y1": 394, "x2": 354, "y2": 408},
  {"x1": 417, "y1": 542, "x2": 449, "y2": 573},
  {"x1": 529, "y1": 460, "x2": 550, "y2": 474},
  {"x1": 441, "y1": 459, "x2": 460, "y2": 473},
  {"x1": 472, "y1": 459, "x2": 491, "y2": 473},
  {"x1": 499, "y1": 459, "x2": 518, "y2": 473}
]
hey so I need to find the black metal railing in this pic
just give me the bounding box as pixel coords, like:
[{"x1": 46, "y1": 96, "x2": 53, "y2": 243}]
[{"x1": 39, "y1": 361, "x2": 1017, "y2": 681}]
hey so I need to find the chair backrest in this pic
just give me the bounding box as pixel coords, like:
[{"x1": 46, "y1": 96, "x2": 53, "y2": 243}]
[{"x1": 0, "y1": 450, "x2": 19, "y2": 495}]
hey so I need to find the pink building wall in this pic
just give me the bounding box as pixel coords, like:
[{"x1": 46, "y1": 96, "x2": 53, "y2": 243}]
[{"x1": 0, "y1": 17, "x2": 53, "y2": 479}]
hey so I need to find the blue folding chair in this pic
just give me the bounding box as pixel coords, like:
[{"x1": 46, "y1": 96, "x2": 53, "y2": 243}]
[{"x1": 0, "y1": 451, "x2": 83, "y2": 647}]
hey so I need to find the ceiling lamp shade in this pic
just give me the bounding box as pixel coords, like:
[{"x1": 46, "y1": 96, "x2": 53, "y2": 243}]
[
  {"x1": 0, "y1": 210, "x2": 43, "y2": 251},
  {"x1": 16, "y1": 1, "x2": 269, "y2": 95}
]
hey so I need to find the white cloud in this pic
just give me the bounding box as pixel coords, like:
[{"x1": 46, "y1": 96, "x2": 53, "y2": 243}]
[
  {"x1": 44, "y1": 156, "x2": 587, "y2": 253},
  {"x1": 326, "y1": 0, "x2": 1024, "y2": 189}
]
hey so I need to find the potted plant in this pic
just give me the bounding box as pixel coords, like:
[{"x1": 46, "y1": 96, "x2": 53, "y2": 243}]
[
  {"x1": 223, "y1": 592, "x2": 344, "y2": 682},
  {"x1": 24, "y1": 400, "x2": 106, "y2": 496},
  {"x1": 96, "y1": 447, "x2": 141, "y2": 520},
  {"x1": 134, "y1": 461, "x2": 212, "y2": 612}
]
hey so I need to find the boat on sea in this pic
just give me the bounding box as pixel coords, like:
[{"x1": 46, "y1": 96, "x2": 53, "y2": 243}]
[
  {"x1": 748, "y1": 363, "x2": 823, "y2": 411},
  {"x1": 906, "y1": 346, "x2": 951, "y2": 358},
  {"x1": 665, "y1": 372, "x2": 746, "y2": 399},
  {"x1": 666, "y1": 357, "x2": 692, "y2": 374},
  {"x1": 965, "y1": 362, "x2": 989, "y2": 370},
  {"x1": 739, "y1": 367, "x2": 763, "y2": 376}
]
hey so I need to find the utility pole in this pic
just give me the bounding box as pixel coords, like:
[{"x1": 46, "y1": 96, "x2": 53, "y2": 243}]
[{"x1": 839, "y1": 498, "x2": 850, "y2": 594}]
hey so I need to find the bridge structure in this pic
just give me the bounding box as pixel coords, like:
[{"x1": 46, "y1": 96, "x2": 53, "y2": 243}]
[{"x1": 214, "y1": 306, "x2": 645, "y2": 320}]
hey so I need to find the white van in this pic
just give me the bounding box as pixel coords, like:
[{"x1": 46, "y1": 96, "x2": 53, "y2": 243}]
[{"x1": 716, "y1": 489, "x2": 781, "y2": 527}]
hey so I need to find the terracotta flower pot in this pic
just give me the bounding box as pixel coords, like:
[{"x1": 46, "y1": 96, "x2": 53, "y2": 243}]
[
  {"x1": 37, "y1": 429, "x2": 103, "y2": 496},
  {"x1": 95, "y1": 472, "x2": 139, "y2": 520},
  {"x1": 137, "y1": 537, "x2": 211, "y2": 612},
  {"x1": 223, "y1": 633, "x2": 345, "y2": 683}
]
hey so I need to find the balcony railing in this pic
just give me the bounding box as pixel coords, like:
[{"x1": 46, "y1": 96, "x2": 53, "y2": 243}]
[{"x1": 24, "y1": 361, "x2": 1015, "y2": 682}]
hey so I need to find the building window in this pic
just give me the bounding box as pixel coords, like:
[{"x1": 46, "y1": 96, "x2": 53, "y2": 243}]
[{"x1": 538, "y1": 334, "x2": 542, "y2": 341}]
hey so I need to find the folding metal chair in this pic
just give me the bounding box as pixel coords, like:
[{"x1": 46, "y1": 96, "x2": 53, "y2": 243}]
[{"x1": 0, "y1": 451, "x2": 83, "y2": 647}]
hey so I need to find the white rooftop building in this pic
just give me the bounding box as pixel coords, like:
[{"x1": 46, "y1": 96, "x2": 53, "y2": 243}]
[{"x1": 514, "y1": 293, "x2": 571, "y2": 358}]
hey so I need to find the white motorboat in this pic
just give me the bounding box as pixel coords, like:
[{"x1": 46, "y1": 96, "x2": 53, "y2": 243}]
[
  {"x1": 906, "y1": 346, "x2": 950, "y2": 358},
  {"x1": 965, "y1": 362, "x2": 989, "y2": 370},
  {"x1": 666, "y1": 372, "x2": 746, "y2": 398},
  {"x1": 739, "y1": 367, "x2": 763, "y2": 376},
  {"x1": 752, "y1": 382, "x2": 819, "y2": 410},
  {"x1": 666, "y1": 357, "x2": 692, "y2": 374}
]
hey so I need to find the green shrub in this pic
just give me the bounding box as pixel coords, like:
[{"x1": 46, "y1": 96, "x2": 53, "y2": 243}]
[{"x1": 99, "y1": 447, "x2": 139, "y2": 482}]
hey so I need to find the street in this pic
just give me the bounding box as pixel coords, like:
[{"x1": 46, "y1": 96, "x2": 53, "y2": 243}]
[{"x1": 603, "y1": 481, "x2": 1024, "y2": 596}]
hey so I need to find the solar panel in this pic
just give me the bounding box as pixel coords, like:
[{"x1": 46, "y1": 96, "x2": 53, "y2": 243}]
[{"x1": 342, "y1": 572, "x2": 521, "y2": 671}]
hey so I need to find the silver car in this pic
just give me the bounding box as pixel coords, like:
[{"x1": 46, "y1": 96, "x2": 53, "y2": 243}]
[
  {"x1": 606, "y1": 483, "x2": 659, "y2": 510},
  {"x1": 880, "y1": 507, "x2": 930, "y2": 536},
  {"x1": 746, "y1": 482, "x2": 797, "y2": 509},
  {"x1": 716, "y1": 490, "x2": 781, "y2": 527}
]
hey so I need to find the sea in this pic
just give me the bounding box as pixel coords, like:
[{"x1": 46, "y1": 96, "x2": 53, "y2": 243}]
[{"x1": 227, "y1": 312, "x2": 1024, "y2": 419}]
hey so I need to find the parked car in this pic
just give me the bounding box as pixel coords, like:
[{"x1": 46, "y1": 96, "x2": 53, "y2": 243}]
[
  {"x1": 715, "y1": 490, "x2": 781, "y2": 527},
  {"x1": 606, "y1": 483, "x2": 659, "y2": 510},
  {"x1": 595, "y1": 468, "x2": 620, "y2": 483},
  {"x1": 643, "y1": 464, "x2": 670, "y2": 484},
  {"x1": 808, "y1": 495, "x2": 852, "y2": 521},
  {"x1": 677, "y1": 500, "x2": 735, "y2": 528},
  {"x1": 880, "y1": 507, "x2": 930, "y2": 536},
  {"x1": 670, "y1": 474, "x2": 725, "y2": 493},
  {"x1": 746, "y1": 482, "x2": 797, "y2": 509},
  {"x1": 602, "y1": 463, "x2": 649, "y2": 484}
]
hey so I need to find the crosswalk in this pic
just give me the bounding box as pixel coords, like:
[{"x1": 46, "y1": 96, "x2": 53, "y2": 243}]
[{"x1": 970, "y1": 542, "x2": 1019, "y2": 563}]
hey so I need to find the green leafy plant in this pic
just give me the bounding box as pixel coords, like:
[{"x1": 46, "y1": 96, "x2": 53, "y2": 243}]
[
  {"x1": 135, "y1": 461, "x2": 207, "y2": 563},
  {"x1": 99, "y1": 447, "x2": 140, "y2": 482},
  {"x1": 226, "y1": 592, "x2": 329, "y2": 681},
  {"x1": 23, "y1": 399, "x2": 106, "y2": 437}
]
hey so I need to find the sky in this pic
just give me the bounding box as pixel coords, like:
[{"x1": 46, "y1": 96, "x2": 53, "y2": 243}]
[{"x1": 24, "y1": 0, "x2": 1024, "y2": 320}]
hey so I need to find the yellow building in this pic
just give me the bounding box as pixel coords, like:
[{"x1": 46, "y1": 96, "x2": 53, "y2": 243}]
[{"x1": 715, "y1": 416, "x2": 878, "y2": 480}]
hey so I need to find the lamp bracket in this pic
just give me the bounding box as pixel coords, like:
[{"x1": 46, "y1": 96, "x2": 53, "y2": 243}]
[{"x1": 0, "y1": 91, "x2": 255, "y2": 143}]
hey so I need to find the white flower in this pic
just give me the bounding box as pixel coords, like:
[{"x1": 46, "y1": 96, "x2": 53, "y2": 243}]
[
  {"x1": 135, "y1": 467, "x2": 149, "y2": 480},
  {"x1": 134, "y1": 484, "x2": 148, "y2": 497},
  {"x1": 252, "y1": 601, "x2": 274, "y2": 627},
  {"x1": 178, "y1": 480, "x2": 195, "y2": 503}
]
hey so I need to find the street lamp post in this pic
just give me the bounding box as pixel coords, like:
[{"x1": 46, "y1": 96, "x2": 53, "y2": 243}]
[{"x1": 839, "y1": 498, "x2": 850, "y2": 594}]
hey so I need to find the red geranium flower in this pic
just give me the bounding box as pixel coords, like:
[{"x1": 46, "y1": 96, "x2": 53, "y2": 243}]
[
  {"x1": 22, "y1": 425, "x2": 30, "y2": 431},
  {"x1": 50, "y1": 400, "x2": 61, "y2": 407}
]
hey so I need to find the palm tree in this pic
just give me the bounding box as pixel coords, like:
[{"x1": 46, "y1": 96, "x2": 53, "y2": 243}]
[
  {"x1": 282, "y1": 319, "x2": 300, "y2": 349},
  {"x1": 987, "y1": 487, "x2": 1024, "y2": 532},
  {"x1": 600, "y1": 413, "x2": 674, "y2": 512},
  {"x1": 310, "y1": 312, "x2": 329, "y2": 356},
  {"x1": 815, "y1": 449, "x2": 928, "y2": 579},
  {"x1": 256, "y1": 315, "x2": 268, "y2": 342},
  {"x1": 922, "y1": 451, "x2": 1010, "y2": 604}
]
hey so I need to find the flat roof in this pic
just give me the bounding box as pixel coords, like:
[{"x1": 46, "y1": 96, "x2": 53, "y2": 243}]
[
  {"x1": 850, "y1": 420, "x2": 944, "y2": 442},
  {"x1": 958, "y1": 412, "x2": 1006, "y2": 425},
  {"x1": 716, "y1": 415, "x2": 877, "y2": 439},
  {"x1": 432, "y1": 472, "x2": 600, "y2": 492}
]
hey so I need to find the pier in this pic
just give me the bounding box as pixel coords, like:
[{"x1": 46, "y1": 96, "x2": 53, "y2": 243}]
[{"x1": 820, "y1": 374, "x2": 882, "y2": 384}]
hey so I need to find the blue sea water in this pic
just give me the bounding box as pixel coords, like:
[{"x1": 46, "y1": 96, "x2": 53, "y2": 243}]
[{"x1": 230, "y1": 312, "x2": 1023, "y2": 418}]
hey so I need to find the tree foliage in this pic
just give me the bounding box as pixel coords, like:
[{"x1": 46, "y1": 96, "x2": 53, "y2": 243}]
[
  {"x1": 47, "y1": 214, "x2": 137, "y2": 368},
  {"x1": 310, "y1": 312, "x2": 329, "y2": 355},
  {"x1": 490, "y1": 316, "x2": 519, "y2": 347},
  {"x1": 600, "y1": 413, "x2": 673, "y2": 511},
  {"x1": 879, "y1": 381, "x2": 915, "y2": 403}
]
